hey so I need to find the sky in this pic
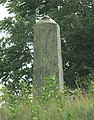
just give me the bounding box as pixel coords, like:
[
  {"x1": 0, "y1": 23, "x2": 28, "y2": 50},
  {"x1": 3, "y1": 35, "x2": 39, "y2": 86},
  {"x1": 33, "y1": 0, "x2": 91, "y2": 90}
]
[
  {"x1": 0, "y1": 4, "x2": 14, "y2": 20},
  {"x1": 0, "y1": 4, "x2": 9, "y2": 20}
]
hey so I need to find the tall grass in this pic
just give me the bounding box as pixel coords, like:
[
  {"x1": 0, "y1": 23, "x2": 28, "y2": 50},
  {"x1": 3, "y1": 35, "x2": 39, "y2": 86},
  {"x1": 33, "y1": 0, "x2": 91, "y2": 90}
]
[
  {"x1": 64, "y1": 95, "x2": 94, "y2": 120},
  {"x1": 1, "y1": 94, "x2": 94, "y2": 120},
  {"x1": 0, "y1": 77, "x2": 94, "y2": 120}
]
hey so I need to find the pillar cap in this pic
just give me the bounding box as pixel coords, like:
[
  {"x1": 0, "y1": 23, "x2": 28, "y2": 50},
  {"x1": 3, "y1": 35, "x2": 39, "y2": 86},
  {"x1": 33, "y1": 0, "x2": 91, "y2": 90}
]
[
  {"x1": 36, "y1": 15, "x2": 57, "y2": 24},
  {"x1": 41, "y1": 15, "x2": 51, "y2": 20}
]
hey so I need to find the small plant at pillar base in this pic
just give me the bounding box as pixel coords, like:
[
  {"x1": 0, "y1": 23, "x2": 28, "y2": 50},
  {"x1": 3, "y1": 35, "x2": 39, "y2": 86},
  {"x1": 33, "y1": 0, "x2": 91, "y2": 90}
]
[
  {"x1": 39, "y1": 75, "x2": 58, "y2": 102},
  {"x1": 31, "y1": 75, "x2": 67, "y2": 120},
  {"x1": 35, "y1": 75, "x2": 67, "y2": 110}
]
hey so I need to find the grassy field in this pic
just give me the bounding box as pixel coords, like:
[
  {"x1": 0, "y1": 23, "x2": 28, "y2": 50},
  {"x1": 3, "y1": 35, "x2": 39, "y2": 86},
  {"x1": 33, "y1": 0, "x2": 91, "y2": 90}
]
[
  {"x1": 0, "y1": 77, "x2": 94, "y2": 120},
  {"x1": 0, "y1": 93, "x2": 94, "y2": 120}
]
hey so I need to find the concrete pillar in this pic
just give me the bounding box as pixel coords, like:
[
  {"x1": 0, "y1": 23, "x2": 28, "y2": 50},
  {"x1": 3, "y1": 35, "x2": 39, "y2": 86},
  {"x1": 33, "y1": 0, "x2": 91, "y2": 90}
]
[{"x1": 33, "y1": 16, "x2": 64, "y2": 91}]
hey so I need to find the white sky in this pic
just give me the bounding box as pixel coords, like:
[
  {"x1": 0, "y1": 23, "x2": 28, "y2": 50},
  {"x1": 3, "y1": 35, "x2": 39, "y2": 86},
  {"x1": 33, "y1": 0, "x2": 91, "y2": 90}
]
[
  {"x1": 0, "y1": 4, "x2": 9, "y2": 20},
  {"x1": 0, "y1": 4, "x2": 14, "y2": 21}
]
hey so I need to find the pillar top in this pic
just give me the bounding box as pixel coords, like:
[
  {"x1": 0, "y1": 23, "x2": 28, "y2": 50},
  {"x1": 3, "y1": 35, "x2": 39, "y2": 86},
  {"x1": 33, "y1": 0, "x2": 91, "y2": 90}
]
[
  {"x1": 41, "y1": 15, "x2": 51, "y2": 19},
  {"x1": 36, "y1": 15, "x2": 57, "y2": 25}
]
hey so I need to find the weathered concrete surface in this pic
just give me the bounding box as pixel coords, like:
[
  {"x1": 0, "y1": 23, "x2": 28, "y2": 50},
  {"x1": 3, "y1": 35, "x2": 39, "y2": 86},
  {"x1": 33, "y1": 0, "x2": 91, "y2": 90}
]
[{"x1": 33, "y1": 16, "x2": 64, "y2": 91}]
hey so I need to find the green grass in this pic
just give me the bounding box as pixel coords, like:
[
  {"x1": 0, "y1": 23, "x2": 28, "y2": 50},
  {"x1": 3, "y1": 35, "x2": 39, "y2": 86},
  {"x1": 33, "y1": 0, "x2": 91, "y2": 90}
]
[
  {"x1": 1, "y1": 77, "x2": 94, "y2": 120},
  {"x1": 63, "y1": 95, "x2": 94, "y2": 120},
  {"x1": 37, "y1": 95, "x2": 94, "y2": 120},
  {"x1": 0, "y1": 94, "x2": 94, "y2": 120}
]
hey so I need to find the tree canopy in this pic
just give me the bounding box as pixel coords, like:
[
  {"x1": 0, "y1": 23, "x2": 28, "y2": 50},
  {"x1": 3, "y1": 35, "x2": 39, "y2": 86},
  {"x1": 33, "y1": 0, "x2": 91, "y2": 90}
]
[{"x1": 0, "y1": 0, "x2": 94, "y2": 93}]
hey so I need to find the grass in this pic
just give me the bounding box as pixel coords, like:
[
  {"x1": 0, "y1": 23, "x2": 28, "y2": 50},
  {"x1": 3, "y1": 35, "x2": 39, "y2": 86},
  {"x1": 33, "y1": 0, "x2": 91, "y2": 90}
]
[
  {"x1": 37, "y1": 95, "x2": 94, "y2": 120},
  {"x1": 63, "y1": 95, "x2": 94, "y2": 120},
  {"x1": 1, "y1": 78, "x2": 94, "y2": 120},
  {"x1": 0, "y1": 94, "x2": 94, "y2": 120}
]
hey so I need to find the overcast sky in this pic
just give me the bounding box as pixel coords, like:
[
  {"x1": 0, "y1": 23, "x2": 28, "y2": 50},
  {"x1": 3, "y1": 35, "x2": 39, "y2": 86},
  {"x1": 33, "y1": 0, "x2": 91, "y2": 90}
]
[
  {"x1": 0, "y1": 4, "x2": 9, "y2": 20},
  {"x1": 0, "y1": 4, "x2": 14, "y2": 21}
]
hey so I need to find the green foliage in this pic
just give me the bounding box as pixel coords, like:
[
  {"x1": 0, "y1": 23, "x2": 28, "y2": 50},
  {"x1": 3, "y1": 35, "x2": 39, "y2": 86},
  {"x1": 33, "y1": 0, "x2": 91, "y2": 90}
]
[
  {"x1": 0, "y1": 14, "x2": 34, "y2": 93},
  {"x1": 0, "y1": 0, "x2": 94, "y2": 92},
  {"x1": 38, "y1": 76, "x2": 58, "y2": 102},
  {"x1": 0, "y1": 82, "x2": 33, "y2": 120},
  {"x1": 0, "y1": 76, "x2": 94, "y2": 120},
  {"x1": 0, "y1": 87, "x2": 18, "y2": 119}
]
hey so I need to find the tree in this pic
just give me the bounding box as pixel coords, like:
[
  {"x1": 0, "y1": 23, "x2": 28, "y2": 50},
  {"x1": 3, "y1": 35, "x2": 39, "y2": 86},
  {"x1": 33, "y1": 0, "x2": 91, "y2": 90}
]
[
  {"x1": 0, "y1": 14, "x2": 34, "y2": 94},
  {"x1": 0, "y1": 0, "x2": 94, "y2": 92}
]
